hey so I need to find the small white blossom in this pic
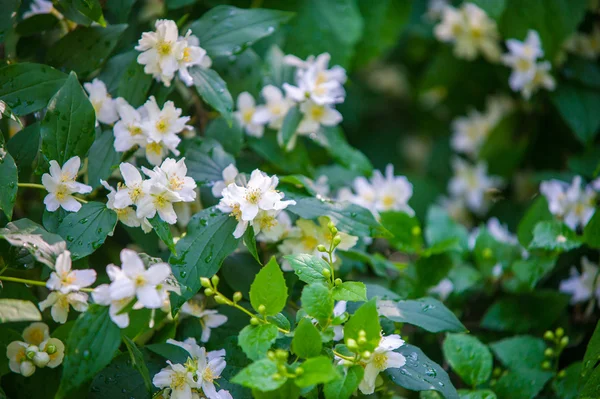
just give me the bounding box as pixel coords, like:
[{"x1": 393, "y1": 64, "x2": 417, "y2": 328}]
[
  {"x1": 332, "y1": 301, "x2": 347, "y2": 341},
  {"x1": 101, "y1": 180, "x2": 146, "y2": 230},
  {"x1": 252, "y1": 85, "x2": 293, "y2": 129},
  {"x1": 358, "y1": 334, "x2": 406, "y2": 395},
  {"x1": 520, "y1": 61, "x2": 556, "y2": 99},
  {"x1": 502, "y1": 30, "x2": 544, "y2": 90},
  {"x1": 42, "y1": 156, "x2": 92, "y2": 212},
  {"x1": 142, "y1": 157, "x2": 197, "y2": 202},
  {"x1": 6, "y1": 323, "x2": 65, "y2": 378},
  {"x1": 255, "y1": 210, "x2": 296, "y2": 243},
  {"x1": 565, "y1": 25, "x2": 600, "y2": 60},
  {"x1": 560, "y1": 257, "x2": 600, "y2": 305},
  {"x1": 177, "y1": 32, "x2": 212, "y2": 86},
  {"x1": 234, "y1": 92, "x2": 265, "y2": 138},
  {"x1": 212, "y1": 164, "x2": 239, "y2": 198},
  {"x1": 296, "y1": 100, "x2": 343, "y2": 135},
  {"x1": 451, "y1": 110, "x2": 492, "y2": 158},
  {"x1": 92, "y1": 283, "x2": 133, "y2": 328},
  {"x1": 283, "y1": 53, "x2": 346, "y2": 105},
  {"x1": 153, "y1": 361, "x2": 198, "y2": 399},
  {"x1": 113, "y1": 98, "x2": 147, "y2": 152},
  {"x1": 448, "y1": 157, "x2": 502, "y2": 215},
  {"x1": 428, "y1": 278, "x2": 454, "y2": 301},
  {"x1": 137, "y1": 181, "x2": 182, "y2": 224},
  {"x1": 114, "y1": 162, "x2": 147, "y2": 209},
  {"x1": 84, "y1": 79, "x2": 119, "y2": 125},
  {"x1": 46, "y1": 250, "x2": 96, "y2": 294},
  {"x1": 540, "y1": 176, "x2": 597, "y2": 230},
  {"x1": 39, "y1": 291, "x2": 89, "y2": 324},
  {"x1": 180, "y1": 296, "x2": 228, "y2": 342}
]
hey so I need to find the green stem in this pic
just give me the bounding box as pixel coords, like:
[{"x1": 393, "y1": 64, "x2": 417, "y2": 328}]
[
  {"x1": 332, "y1": 350, "x2": 357, "y2": 363},
  {"x1": 216, "y1": 291, "x2": 290, "y2": 333},
  {"x1": 0, "y1": 275, "x2": 93, "y2": 292}
]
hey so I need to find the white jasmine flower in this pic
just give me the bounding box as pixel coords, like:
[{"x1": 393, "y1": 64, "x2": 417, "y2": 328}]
[
  {"x1": 520, "y1": 61, "x2": 555, "y2": 99},
  {"x1": 196, "y1": 348, "x2": 227, "y2": 399},
  {"x1": 255, "y1": 211, "x2": 296, "y2": 243},
  {"x1": 42, "y1": 156, "x2": 92, "y2": 212},
  {"x1": 40, "y1": 338, "x2": 65, "y2": 368},
  {"x1": 101, "y1": 180, "x2": 144, "y2": 229},
  {"x1": 252, "y1": 85, "x2": 293, "y2": 129},
  {"x1": 358, "y1": 334, "x2": 406, "y2": 395},
  {"x1": 332, "y1": 301, "x2": 347, "y2": 341},
  {"x1": 137, "y1": 181, "x2": 182, "y2": 224},
  {"x1": 144, "y1": 140, "x2": 172, "y2": 166},
  {"x1": 565, "y1": 25, "x2": 600, "y2": 59},
  {"x1": 46, "y1": 250, "x2": 96, "y2": 294},
  {"x1": 143, "y1": 97, "x2": 190, "y2": 157},
  {"x1": 428, "y1": 278, "x2": 454, "y2": 300},
  {"x1": 502, "y1": 30, "x2": 544, "y2": 88},
  {"x1": 7, "y1": 341, "x2": 35, "y2": 376},
  {"x1": 486, "y1": 217, "x2": 518, "y2": 245},
  {"x1": 540, "y1": 179, "x2": 570, "y2": 216},
  {"x1": 177, "y1": 32, "x2": 212, "y2": 86},
  {"x1": 283, "y1": 64, "x2": 345, "y2": 105},
  {"x1": 113, "y1": 98, "x2": 147, "y2": 152},
  {"x1": 563, "y1": 177, "x2": 597, "y2": 230},
  {"x1": 142, "y1": 157, "x2": 197, "y2": 202},
  {"x1": 284, "y1": 52, "x2": 347, "y2": 85},
  {"x1": 560, "y1": 257, "x2": 600, "y2": 304},
  {"x1": 136, "y1": 19, "x2": 185, "y2": 87},
  {"x1": 23, "y1": 0, "x2": 55, "y2": 19},
  {"x1": 451, "y1": 110, "x2": 492, "y2": 158},
  {"x1": 211, "y1": 164, "x2": 239, "y2": 198},
  {"x1": 114, "y1": 162, "x2": 146, "y2": 208},
  {"x1": 234, "y1": 92, "x2": 265, "y2": 138},
  {"x1": 153, "y1": 361, "x2": 198, "y2": 399},
  {"x1": 180, "y1": 298, "x2": 228, "y2": 342},
  {"x1": 6, "y1": 323, "x2": 64, "y2": 377},
  {"x1": 448, "y1": 157, "x2": 502, "y2": 215},
  {"x1": 435, "y1": 3, "x2": 501, "y2": 62},
  {"x1": 296, "y1": 100, "x2": 343, "y2": 134},
  {"x1": 107, "y1": 249, "x2": 172, "y2": 309},
  {"x1": 39, "y1": 291, "x2": 89, "y2": 323},
  {"x1": 338, "y1": 177, "x2": 377, "y2": 212},
  {"x1": 22, "y1": 322, "x2": 50, "y2": 346},
  {"x1": 92, "y1": 284, "x2": 133, "y2": 328},
  {"x1": 84, "y1": 79, "x2": 119, "y2": 125}
]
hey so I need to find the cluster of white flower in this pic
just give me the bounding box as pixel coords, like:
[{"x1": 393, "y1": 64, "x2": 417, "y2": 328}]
[
  {"x1": 540, "y1": 176, "x2": 598, "y2": 230},
  {"x1": 560, "y1": 257, "x2": 600, "y2": 312},
  {"x1": 338, "y1": 164, "x2": 414, "y2": 219},
  {"x1": 434, "y1": 2, "x2": 501, "y2": 62},
  {"x1": 180, "y1": 295, "x2": 228, "y2": 342},
  {"x1": 39, "y1": 250, "x2": 96, "y2": 323},
  {"x1": 42, "y1": 156, "x2": 92, "y2": 213},
  {"x1": 102, "y1": 158, "x2": 196, "y2": 230},
  {"x1": 447, "y1": 157, "x2": 503, "y2": 215},
  {"x1": 234, "y1": 52, "x2": 346, "y2": 149},
  {"x1": 92, "y1": 249, "x2": 177, "y2": 328},
  {"x1": 216, "y1": 169, "x2": 296, "y2": 238},
  {"x1": 136, "y1": 19, "x2": 212, "y2": 87},
  {"x1": 502, "y1": 30, "x2": 556, "y2": 99},
  {"x1": 565, "y1": 24, "x2": 600, "y2": 60},
  {"x1": 6, "y1": 323, "x2": 64, "y2": 377},
  {"x1": 153, "y1": 338, "x2": 231, "y2": 399},
  {"x1": 450, "y1": 95, "x2": 514, "y2": 158},
  {"x1": 84, "y1": 79, "x2": 119, "y2": 126}
]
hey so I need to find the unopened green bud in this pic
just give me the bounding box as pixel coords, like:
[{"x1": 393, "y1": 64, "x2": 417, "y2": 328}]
[
  {"x1": 26, "y1": 346, "x2": 37, "y2": 360},
  {"x1": 493, "y1": 367, "x2": 502, "y2": 377},
  {"x1": 204, "y1": 288, "x2": 214, "y2": 296},
  {"x1": 555, "y1": 327, "x2": 564, "y2": 338},
  {"x1": 214, "y1": 295, "x2": 227, "y2": 305},
  {"x1": 200, "y1": 277, "x2": 212, "y2": 288},
  {"x1": 362, "y1": 351, "x2": 372, "y2": 359},
  {"x1": 267, "y1": 351, "x2": 276, "y2": 360},
  {"x1": 211, "y1": 275, "x2": 220, "y2": 287},
  {"x1": 328, "y1": 221, "x2": 336, "y2": 231},
  {"x1": 46, "y1": 344, "x2": 57, "y2": 355},
  {"x1": 544, "y1": 348, "x2": 554, "y2": 357},
  {"x1": 295, "y1": 367, "x2": 304, "y2": 375},
  {"x1": 357, "y1": 336, "x2": 367, "y2": 345},
  {"x1": 272, "y1": 373, "x2": 282, "y2": 380},
  {"x1": 233, "y1": 292, "x2": 243, "y2": 303},
  {"x1": 542, "y1": 361, "x2": 551, "y2": 370},
  {"x1": 490, "y1": 379, "x2": 497, "y2": 387},
  {"x1": 347, "y1": 338, "x2": 358, "y2": 350},
  {"x1": 358, "y1": 330, "x2": 367, "y2": 338},
  {"x1": 322, "y1": 268, "x2": 331, "y2": 278},
  {"x1": 333, "y1": 236, "x2": 342, "y2": 246},
  {"x1": 317, "y1": 244, "x2": 328, "y2": 252},
  {"x1": 258, "y1": 304, "x2": 267, "y2": 314},
  {"x1": 482, "y1": 248, "x2": 493, "y2": 259},
  {"x1": 276, "y1": 350, "x2": 288, "y2": 360},
  {"x1": 543, "y1": 331, "x2": 554, "y2": 341},
  {"x1": 335, "y1": 278, "x2": 342, "y2": 286},
  {"x1": 278, "y1": 364, "x2": 287, "y2": 373},
  {"x1": 330, "y1": 227, "x2": 338, "y2": 236},
  {"x1": 560, "y1": 336, "x2": 569, "y2": 347},
  {"x1": 250, "y1": 317, "x2": 260, "y2": 326},
  {"x1": 557, "y1": 370, "x2": 566, "y2": 378},
  {"x1": 411, "y1": 226, "x2": 421, "y2": 236}
]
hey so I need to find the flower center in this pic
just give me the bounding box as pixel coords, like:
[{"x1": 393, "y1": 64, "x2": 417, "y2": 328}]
[
  {"x1": 158, "y1": 42, "x2": 172, "y2": 56},
  {"x1": 129, "y1": 186, "x2": 143, "y2": 203},
  {"x1": 147, "y1": 142, "x2": 163, "y2": 155},
  {"x1": 182, "y1": 47, "x2": 192, "y2": 63},
  {"x1": 516, "y1": 58, "x2": 532, "y2": 72},
  {"x1": 230, "y1": 204, "x2": 242, "y2": 221},
  {"x1": 156, "y1": 119, "x2": 169, "y2": 134},
  {"x1": 135, "y1": 275, "x2": 146, "y2": 287},
  {"x1": 381, "y1": 195, "x2": 395, "y2": 208},
  {"x1": 310, "y1": 106, "x2": 325, "y2": 120},
  {"x1": 257, "y1": 214, "x2": 277, "y2": 230},
  {"x1": 373, "y1": 353, "x2": 388, "y2": 370},
  {"x1": 203, "y1": 367, "x2": 215, "y2": 383},
  {"x1": 302, "y1": 235, "x2": 318, "y2": 250},
  {"x1": 153, "y1": 193, "x2": 169, "y2": 209},
  {"x1": 169, "y1": 175, "x2": 184, "y2": 191},
  {"x1": 171, "y1": 371, "x2": 188, "y2": 389},
  {"x1": 242, "y1": 109, "x2": 254, "y2": 124},
  {"x1": 129, "y1": 125, "x2": 143, "y2": 136},
  {"x1": 55, "y1": 185, "x2": 69, "y2": 201},
  {"x1": 245, "y1": 188, "x2": 262, "y2": 204}
]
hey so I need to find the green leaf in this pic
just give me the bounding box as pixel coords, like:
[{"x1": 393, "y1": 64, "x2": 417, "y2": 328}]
[
  {"x1": 505, "y1": 256, "x2": 556, "y2": 292},
  {"x1": 250, "y1": 257, "x2": 288, "y2": 316},
  {"x1": 189, "y1": 6, "x2": 293, "y2": 57},
  {"x1": 253, "y1": 380, "x2": 300, "y2": 399},
  {"x1": 57, "y1": 306, "x2": 121, "y2": 398},
  {"x1": 489, "y1": 335, "x2": 546, "y2": 371},
  {"x1": 267, "y1": 313, "x2": 291, "y2": 332},
  {"x1": 59, "y1": 0, "x2": 106, "y2": 26},
  {"x1": 190, "y1": 67, "x2": 233, "y2": 123},
  {"x1": 0, "y1": 149, "x2": 17, "y2": 220},
  {"x1": 243, "y1": 226, "x2": 261, "y2": 265},
  {"x1": 493, "y1": 368, "x2": 553, "y2": 399},
  {"x1": 551, "y1": 84, "x2": 600, "y2": 144},
  {"x1": 278, "y1": 106, "x2": 302, "y2": 149},
  {"x1": 584, "y1": 210, "x2": 600, "y2": 249},
  {"x1": 40, "y1": 72, "x2": 96, "y2": 165},
  {"x1": 481, "y1": 291, "x2": 569, "y2": 333},
  {"x1": 0, "y1": 218, "x2": 66, "y2": 267},
  {"x1": 57, "y1": 201, "x2": 117, "y2": 260},
  {"x1": 425, "y1": 206, "x2": 469, "y2": 253},
  {"x1": 182, "y1": 138, "x2": 235, "y2": 186},
  {"x1": 284, "y1": 254, "x2": 330, "y2": 285},
  {"x1": 117, "y1": 58, "x2": 153, "y2": 108},
  {"x1": 263, "y1": 45, "x2": 295, "y2": 88},
  {"x1": 528, "y1": 220, "x2": 582, "y2": 251},
  {"x1": 284, "y1": 192, "x2": 389, "y2": 238},
  {"x1": 378, "y1": 297, "x2": 467, "y2": 333},
  {"x1": 285, "y1": 0, "x2": 364, "y2": 68},
  {"x1": 47, "y1": 25, "x2": 128, "y2": 76},
  {"x1": 122, "y1": 336, "x2": 152, "y2": 393},
  {"x1": 469, "y1": 0, "x2": 507, "y2": 19},
  {"x1": 292, "y1": 318, "x2": 322, "y2": 359},
  {"x1": 146, "y1": 342, "x2": 191, "y2": 364},
  {"x1": 344, "y1": 299, "x2": 380, "y2": 352},
  {"x1": 247, "y1": 131, "x2": 313, "y2": 176},
  {"x1": 581, "y1": 320, "x2": 600, "y2": 387},
  {"x1": 0, "y1": 63, "x2": 68, "y2": 116},
  {"x1": 318, "y1": 126, "x2": 373, "y2": 175},
  {"x1": 386, "y1": 344, "x2": 459, "y2": 399},
  {"x1": 499, "y1": 0, "x2": 587, "y2": 61},
  {"x1": 380, "y1": 211, "x2": 423, "y2": 253},
  {"x1": 87, "y1": 130, "x2": 120, "y2": 188},
  {"x1": 301, "y1": 283, "x2": 334, "y2": 327},
  {"x1": 232, "y1": 358, "x2": 286, "y2": 391},
  {"x1": 0, "y1": 299, "x2": 42, "y2": 323},
  {"x1": 16, "y1": 13, "x2": 59, "y2": 36},
  {"x1": 0, "y1": 0, "x2": 18, "y2": 42},
  {"x1": 443, "y1": 334, "x2": 492, "y2": 386},
  {"x1": 323, "y1": 365, "x2": 364, "y2": 399},
  {"x1": 238, "y1": 323, "x2": 279, "y2": 361},
  {"x1": 459, "y1": 390, "x2": 498, "y2": 399},
  {"x1": 551, "y1": 362, "x2": 581, "y2": 399},
  {"x1": 517, "y1": 196, "x2": 553, "y2": 247},
  {"x1": 149, "y1": 215, "x2": 176, "y2": 255},
  {"x1": 205, "y1": 117, "x2": 244, "y2": 156},
  {"x1": 581, "y1": 366, "x2": 600, "y2": 399},
  {"x1": 169, "y1": 207, "x2": 240, "y2": 312},
  {"x1": 7, "y1": 122, "x2": 41, "y2": 174},
  {"x1": 332, "y1": 281, "x2": 367, "y2": 302},
  {"x1": 295, "y1": 356, "x2": 340, "y2": 387}
]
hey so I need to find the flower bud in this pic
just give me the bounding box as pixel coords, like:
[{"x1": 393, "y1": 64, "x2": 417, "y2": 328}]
[
  {"x1": 276, "y1": 349, "x2": 288, "y2": 360},
  {"x1": 357, "y1": 336, "x2": 367, "y2": 345},
  {"x1": 557, "y1": 369, "x2": 566, "y2": 378},
  {"x1": 332, "y1": 236, "x2": 342, "y2": 246},
  {"x1": 45, "y1": 344, "x2": 57, "y2": 355},
  {"x1": 322, "y1": 269, "x2": 331, "y2": 278},
  {"x1": 20, "y1": 361, "x2": 35, "y2": 377},
  {"x1": 541, "y1": 361, "x2": 551, "y2": 370},
  {"x1": 233, "y1": 292, "x2": 243, "y2": 303},
  {"x1": 544, "y1": 348, "x2": 554, "y2": 357},
  {"x1": 200, "y1": 277, "x2": 212, "y2": 288},
  {"x1": 411, "y1": 226, "x2": 421, "y2": 236},
  {"x1": 482, "y1": 248, "x2": 493, "y2": 259},
  {"x1": 295, "y1": 367, "x2": 304, "y2": 375},
  {"x1": 493, "y1": 367, "x2": 502, "y2": 377},
  {"x1": 258, "y1": 304, "x2": 266, "y2": 314},
  {"x1": 317, "y1": 245, "x2": 328, "y2": 252},
  {"x1": 555, "y1": 327, "x2": 564, "y2": 338},
  {"x1": 330, "y1": 227, "x2": 338, "y2": 236},
  {"x1": 214, "y1": 295, "x2": 227, "y2": 305},
  {"x1": 347, "y1": 338, "x2": 358, "y2": 350},
  {"x1": 33, "y1": 351, "x2": 50, "y2": 368},
  {"x1": 250, "y1": 317, "x2": 260, "y2": 326},
  {"x1": 560, "y1": 336, "x2": 569, "y2": 347},
  {"x1": 204, "y1": 288, "x2": 214, "y2": 296},
  {"x1": 26, "y1": 346, "x2": 38, "y2": 360},
  {"x1": 335, "y1": 278, "x2": 342, "y2": 286},
  {"x1": 272, "y1": 373, "x2": 282, "y2": 380},
  {"x1": 328, "y1": 221, "x2": 336, "y2": 231},
  {"x1": 362, "y1": 351, "x2": 372, "y2": 359},
  {"x1": 211, "y1": 275, "x2": 220, "y2": 287},
  {"x1": 267, "y1": 351, "x2": 276, "y2": 360},
  {"x1": 358, "y1": 330, "x2": 367, "y2": 338},
  {"x1": 543, "y1": 330, "x2": 554, "y2": 341}
]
